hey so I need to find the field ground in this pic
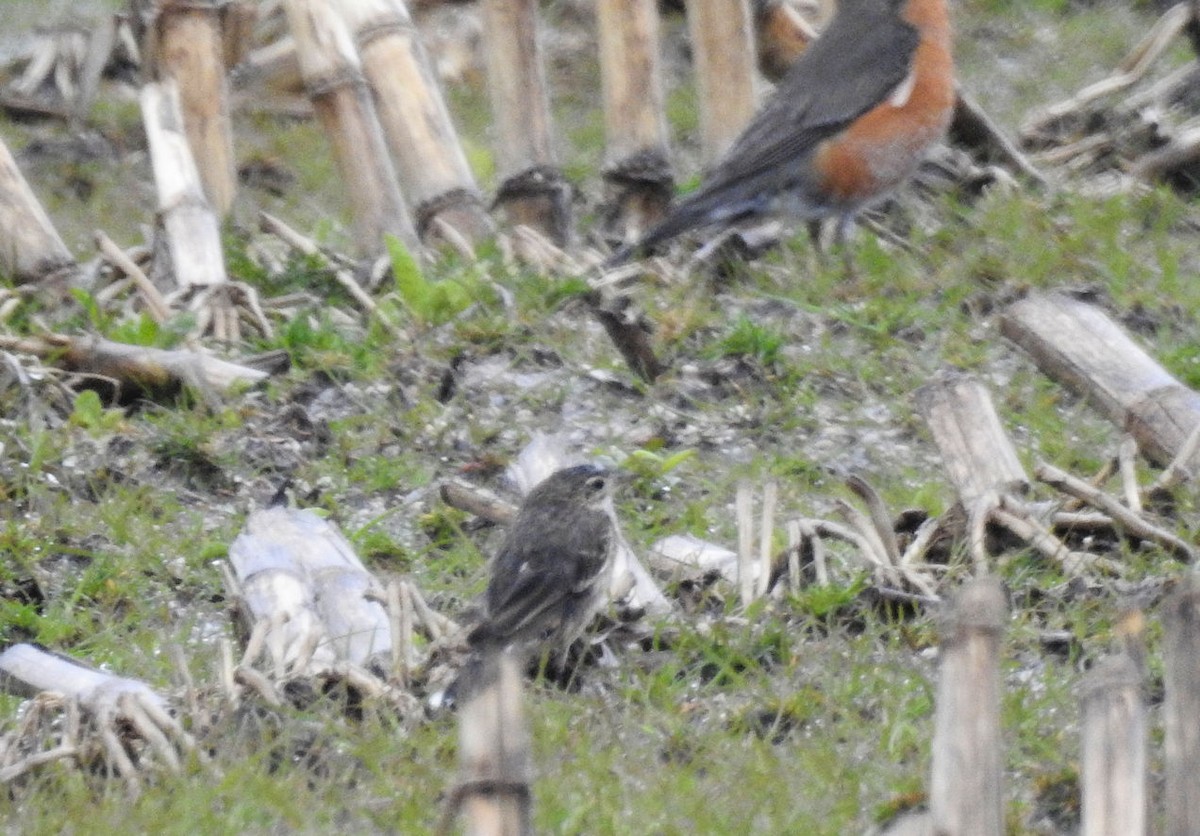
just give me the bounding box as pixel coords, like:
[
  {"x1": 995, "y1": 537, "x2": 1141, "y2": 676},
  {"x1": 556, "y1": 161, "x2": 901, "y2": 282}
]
[{"x1": 0, "y1": 0, "x2": 1198, "y2": 832}]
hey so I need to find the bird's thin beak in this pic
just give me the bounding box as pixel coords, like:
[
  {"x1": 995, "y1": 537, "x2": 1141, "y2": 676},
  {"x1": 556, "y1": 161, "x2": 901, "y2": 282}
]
[{"x1": 609, "y1": 469, "x2": 637, "y2": 489}]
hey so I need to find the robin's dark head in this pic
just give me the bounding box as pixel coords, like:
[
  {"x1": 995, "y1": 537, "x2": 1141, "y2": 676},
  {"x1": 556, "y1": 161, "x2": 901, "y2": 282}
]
[{"x1": 523, "y1": 464, "x2": 614, "y2": 511}]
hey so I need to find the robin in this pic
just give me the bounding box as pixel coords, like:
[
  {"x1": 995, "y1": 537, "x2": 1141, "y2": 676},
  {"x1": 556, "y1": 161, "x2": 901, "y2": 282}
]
[{"x1": 608, "y1": 0, "x2": 954, "y2": 266}]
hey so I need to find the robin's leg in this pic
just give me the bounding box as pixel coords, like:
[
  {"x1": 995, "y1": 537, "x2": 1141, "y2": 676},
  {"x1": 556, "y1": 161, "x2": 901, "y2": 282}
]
[
  {"x1": 833, "y1": 214, "x2": 858, "y2": 278},
  {"x1": 806, "y1": 219, "x2": 824, "y2": 254},
  {"x1": 805, "y1": 219, "x2": 827, "y2": 271}
]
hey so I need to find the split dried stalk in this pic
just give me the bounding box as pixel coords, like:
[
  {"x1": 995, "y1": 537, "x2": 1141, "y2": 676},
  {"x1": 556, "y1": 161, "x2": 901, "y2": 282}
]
[
  {"x1": 1035, "y1": 460, "x2": 1196, "y2": 561},
  {"x1": 140, "y1": 79, "x2": 229, "y2": 290},
  {"x1": 799, "y1": 519, "x2": 828, "y2": 586},
  {"x1": 846, "y1": 474, "x2": 902, "y2": 565},
  {"x1": 71, "y1": 14, "x2": 117, "y2": 126},
  {"x1": 404, "y1": 578, "x2": 458, "y2": 642},
  {"x1": 94, "y1": 230, "x2": 171, "y2": 324},
  {"x1": 1151, "y1": 422, "x2": 1200, "y2": 494},
  {"x1": 758, "y1": 480, "x2": 777, "y2": 599},
  {"x1": 737, "y1": 481, "x2": 755, "y2": 604},
  {"x1": 259, "y1": 210, "x2": 401, "y2": 334},
  {"x1": 1118, "y1": 435, "x2": 1142, "y2": 513},
  {"x1": 1023, "y1": 2, "x2": 1194, "y2": 136},
  {"x1": 834, "y1": 499, "x2": 902, "y2": 588},
  {"x1": 900, "y1": 515, "x2": 947, "y2": 567},
  {"x1": 990, "y1": 499, "x2": 1113, "y2": 576},
  {"x1": 786, "y1": 519, "x2": 802, "y2": 594}
]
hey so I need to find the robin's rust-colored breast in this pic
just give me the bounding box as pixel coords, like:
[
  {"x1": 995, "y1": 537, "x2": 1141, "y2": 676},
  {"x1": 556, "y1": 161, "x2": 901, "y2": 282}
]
[{"x1": 812, "y1": 0, "x2": 954, "y2": 207}]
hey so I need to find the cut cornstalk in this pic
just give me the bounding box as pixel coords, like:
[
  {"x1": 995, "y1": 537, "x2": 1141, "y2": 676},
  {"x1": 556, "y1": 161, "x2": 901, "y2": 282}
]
[
  {"x1": 928, "y1": 576, "x2": 1006, "y2": 836},
  {"x1": 480, "y1": 0, "x2": 570, "y2": 244},
  {"x1": 441, "y1": 655, "x2": 533, "y2": 835},
  {"x1": 684, "y1": 0, "x2": 757, "y2": 163},
  {"x1": 915, "y1": 370, "x2": 1029, "y2": 508},
  {"x1": 1163, "y1": 578, "x2": 1200, "y2": 836},
  {"x1": 1001, "y1": 292, "x2": 1200, "y2": 477},
  {"x1": 596, "y1": 0, "x2": 673, "y2": 243},
  {"x1": 1080, "y1": 652, "x2": 1146, "y2": 836},
  {"x1": 284, "y1": 0, "x2": 419, "y2": 255},
  {"x1": 0, "y1": 135, "x2": 76, "y2": 285},
  {"x1": 0, "y1": 332, "x2": 269, "y2": 398},
  {"x1": 338, "y1": 0, "x2": 493, "y2": 249},
  {"x1": 150, "y1": 0, "x2": 238, "y2": 216}
]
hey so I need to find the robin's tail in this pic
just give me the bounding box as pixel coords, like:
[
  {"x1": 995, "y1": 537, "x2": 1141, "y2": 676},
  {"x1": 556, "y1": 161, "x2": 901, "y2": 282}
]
[{"x1": 603, "y1": 189, "x2": 759, "y2": 268}]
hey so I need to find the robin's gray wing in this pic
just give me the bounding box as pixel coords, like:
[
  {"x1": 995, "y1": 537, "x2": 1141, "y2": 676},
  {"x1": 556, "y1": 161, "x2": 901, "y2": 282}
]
[
  {"x1": 631, "y1": 0, "x2": 920, "y2": 251},
  {"x1": 718, "y1": 0, "x2": 921, "y2": 172}
]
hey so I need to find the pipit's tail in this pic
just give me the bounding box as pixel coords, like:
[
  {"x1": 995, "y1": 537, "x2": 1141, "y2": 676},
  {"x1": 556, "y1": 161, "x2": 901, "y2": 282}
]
[
  {"x1": 604, "y1": 243, "x2": 637, "y2": 269},
  {"x1": 439, "y1": 650, "x2": 504, "y2": 711}
]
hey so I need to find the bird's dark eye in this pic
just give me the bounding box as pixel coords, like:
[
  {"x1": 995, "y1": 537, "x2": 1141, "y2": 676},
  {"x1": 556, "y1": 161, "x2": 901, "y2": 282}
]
[{"x1": 586, "y1": 475, "x2": 607, "y2": 492}]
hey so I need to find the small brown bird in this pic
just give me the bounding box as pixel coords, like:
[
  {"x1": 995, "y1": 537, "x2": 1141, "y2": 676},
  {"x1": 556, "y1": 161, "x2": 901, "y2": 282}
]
[
  {"x1": 609, "y1": 0, "x2": 955, "y2": 265},
  {"x1": 436, "y1": 464, "x2": 618, "y2": 712},
  {"x1": 468, "y1": 464, "x2": 617, "y2": 660}
]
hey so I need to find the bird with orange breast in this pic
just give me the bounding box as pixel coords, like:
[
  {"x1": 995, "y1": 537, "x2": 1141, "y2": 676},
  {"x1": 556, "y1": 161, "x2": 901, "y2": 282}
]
[{"x1": 608, "y1": 0, "x2": 955, "y2": 267}]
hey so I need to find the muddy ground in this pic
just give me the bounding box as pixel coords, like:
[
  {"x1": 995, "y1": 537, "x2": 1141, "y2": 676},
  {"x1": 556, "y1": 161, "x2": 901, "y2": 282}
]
[{"x1": 0, "y1": 0, "x2": 1199, "y2": 831}]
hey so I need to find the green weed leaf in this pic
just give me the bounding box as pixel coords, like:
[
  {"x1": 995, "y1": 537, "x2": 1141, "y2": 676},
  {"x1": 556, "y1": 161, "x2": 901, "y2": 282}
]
[{"x1": 387, "y1": 234, "x2": 477, "y2": 326}]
